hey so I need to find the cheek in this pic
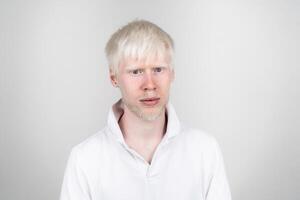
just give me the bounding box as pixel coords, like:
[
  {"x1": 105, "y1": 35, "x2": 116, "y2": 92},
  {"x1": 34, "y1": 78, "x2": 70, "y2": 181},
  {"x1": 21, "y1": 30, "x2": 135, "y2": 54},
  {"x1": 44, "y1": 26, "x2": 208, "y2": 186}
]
[
  {"x1": 119, "y1": 74, "x2": 142, "y2": 85},
  {"x1": 118, "y1": 79, "x2": 142, "y2": 96},
  {"x1": 157, "y1": 77, "x2": 172, "y2": 89}
]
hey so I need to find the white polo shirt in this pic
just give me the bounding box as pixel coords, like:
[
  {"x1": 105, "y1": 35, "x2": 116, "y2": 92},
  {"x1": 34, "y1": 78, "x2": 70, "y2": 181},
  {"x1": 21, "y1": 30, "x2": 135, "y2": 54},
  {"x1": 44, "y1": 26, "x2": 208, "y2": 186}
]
[{"x1": 60, "y1": 101, "x2": 231, "y2": 200}]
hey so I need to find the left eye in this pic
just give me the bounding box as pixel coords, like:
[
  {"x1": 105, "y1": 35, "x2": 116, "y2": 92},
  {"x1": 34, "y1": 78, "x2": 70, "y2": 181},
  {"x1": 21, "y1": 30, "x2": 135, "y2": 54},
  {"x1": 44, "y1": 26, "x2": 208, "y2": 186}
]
[{"x1": 153, "y1": 67, "x2": 164, "y2": 73}]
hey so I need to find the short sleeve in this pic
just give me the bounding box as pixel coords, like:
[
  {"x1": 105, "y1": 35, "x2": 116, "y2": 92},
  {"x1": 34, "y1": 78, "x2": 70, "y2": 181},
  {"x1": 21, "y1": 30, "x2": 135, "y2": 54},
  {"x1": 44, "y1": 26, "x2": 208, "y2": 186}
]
[
  {"x1": 60, "y1": 148, "x2": 91, "y2": 200},
  {"x1": 205, "y1": 139, "x2": 232, "y2": 200}
]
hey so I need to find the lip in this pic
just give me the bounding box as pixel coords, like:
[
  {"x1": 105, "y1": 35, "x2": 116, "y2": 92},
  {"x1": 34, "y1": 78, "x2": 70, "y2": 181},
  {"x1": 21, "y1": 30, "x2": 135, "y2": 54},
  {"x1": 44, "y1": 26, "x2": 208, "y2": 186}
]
[{"x1": 140, "y1": 97, "x2": 160, "y2": 106}]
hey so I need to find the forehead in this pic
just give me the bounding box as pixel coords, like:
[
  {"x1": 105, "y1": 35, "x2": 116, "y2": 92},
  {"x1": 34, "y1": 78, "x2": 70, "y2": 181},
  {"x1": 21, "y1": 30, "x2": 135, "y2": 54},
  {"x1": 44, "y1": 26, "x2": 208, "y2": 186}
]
[{"x1": 120, "y1": 55, "x2": 170, "y2": 69}]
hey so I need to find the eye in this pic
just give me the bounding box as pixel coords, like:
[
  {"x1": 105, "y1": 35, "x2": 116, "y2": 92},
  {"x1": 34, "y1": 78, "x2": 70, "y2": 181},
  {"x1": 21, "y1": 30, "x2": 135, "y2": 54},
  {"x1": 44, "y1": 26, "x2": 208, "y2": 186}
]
[
  {"x1": 153, "y1": 67, "x2": 164, "y2": 73},
  {"x1": 130, "y1": 69, "x2": 144, "y2": 75}
]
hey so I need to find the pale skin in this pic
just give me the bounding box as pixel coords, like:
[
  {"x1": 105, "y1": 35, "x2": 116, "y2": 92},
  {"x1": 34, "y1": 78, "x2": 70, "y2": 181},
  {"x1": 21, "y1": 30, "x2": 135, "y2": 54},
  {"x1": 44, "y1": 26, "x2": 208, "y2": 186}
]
[{"x1": 110, "y1": 56, "x2": 174, "y2": 164}]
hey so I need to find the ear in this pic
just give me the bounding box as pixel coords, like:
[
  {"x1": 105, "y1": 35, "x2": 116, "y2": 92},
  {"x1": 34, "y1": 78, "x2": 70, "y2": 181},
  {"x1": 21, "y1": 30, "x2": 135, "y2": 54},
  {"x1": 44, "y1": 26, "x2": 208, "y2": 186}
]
[{"x1": 109, "y1": 69, "x2": 118, "y2": 87}]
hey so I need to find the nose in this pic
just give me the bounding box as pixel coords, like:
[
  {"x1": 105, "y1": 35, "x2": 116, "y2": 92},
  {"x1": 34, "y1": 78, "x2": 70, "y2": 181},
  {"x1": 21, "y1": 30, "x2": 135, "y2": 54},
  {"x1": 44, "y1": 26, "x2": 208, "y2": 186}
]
[{"x1": 143, "y1": 72, "x2": 156, "y2": 91}]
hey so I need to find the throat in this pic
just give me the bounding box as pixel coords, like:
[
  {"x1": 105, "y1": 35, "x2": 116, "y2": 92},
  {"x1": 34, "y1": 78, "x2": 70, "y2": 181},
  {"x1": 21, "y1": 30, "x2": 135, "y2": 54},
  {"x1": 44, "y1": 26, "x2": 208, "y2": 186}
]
[
  {"x1": 126, "y1": 140, "x2": 160, "y2": 164},
  {"x1": 118, "y1": 108, "x2": 168, "y2": 164}
]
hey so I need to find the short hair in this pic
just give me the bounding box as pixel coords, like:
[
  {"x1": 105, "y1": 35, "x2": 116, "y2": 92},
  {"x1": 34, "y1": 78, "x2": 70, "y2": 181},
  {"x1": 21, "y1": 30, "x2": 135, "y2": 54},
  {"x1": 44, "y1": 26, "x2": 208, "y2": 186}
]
[{"x1": 105, "y1": 19, "x2": 174, "y2": 74}]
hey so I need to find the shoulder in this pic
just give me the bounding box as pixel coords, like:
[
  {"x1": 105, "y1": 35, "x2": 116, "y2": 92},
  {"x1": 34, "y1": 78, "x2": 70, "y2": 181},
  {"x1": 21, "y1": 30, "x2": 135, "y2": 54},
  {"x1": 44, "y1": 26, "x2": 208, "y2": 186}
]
[
  {"x1": 69, "y1": 128, "x2": 109, "y2": 167},
  {"x1": 180, "y1": 126, "x2": 219, "y2": 149},
  {"x1": 177, "y1": 127, "x2": 225, "y2": 170},
  {"x1": 175, "y1": 126, "x2": 223, "y2": 162},
  {"x1": 62, "y1": 129, "x2": 111, "y2": 190}
]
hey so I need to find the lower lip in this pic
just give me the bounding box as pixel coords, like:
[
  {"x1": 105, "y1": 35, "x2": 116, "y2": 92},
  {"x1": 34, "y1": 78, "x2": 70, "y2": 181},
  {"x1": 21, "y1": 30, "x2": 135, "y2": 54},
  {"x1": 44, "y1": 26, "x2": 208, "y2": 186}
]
[{"x1": 140, "y1": 98, "x2": 160, "y2": 106}]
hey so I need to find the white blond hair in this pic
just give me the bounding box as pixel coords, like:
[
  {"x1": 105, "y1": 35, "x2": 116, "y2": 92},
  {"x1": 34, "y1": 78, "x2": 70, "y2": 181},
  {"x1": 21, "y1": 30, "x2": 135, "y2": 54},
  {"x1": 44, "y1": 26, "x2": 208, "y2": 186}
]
[{"x1": 105, "y1": 20, "x2": 174, "y2": 74}]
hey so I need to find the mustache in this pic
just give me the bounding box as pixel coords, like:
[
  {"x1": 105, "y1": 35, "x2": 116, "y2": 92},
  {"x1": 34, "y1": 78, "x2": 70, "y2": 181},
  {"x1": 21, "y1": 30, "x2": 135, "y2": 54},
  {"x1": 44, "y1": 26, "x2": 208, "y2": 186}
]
[{"x1": 140, "y1": 93, "x2": 159, "y2": 99}]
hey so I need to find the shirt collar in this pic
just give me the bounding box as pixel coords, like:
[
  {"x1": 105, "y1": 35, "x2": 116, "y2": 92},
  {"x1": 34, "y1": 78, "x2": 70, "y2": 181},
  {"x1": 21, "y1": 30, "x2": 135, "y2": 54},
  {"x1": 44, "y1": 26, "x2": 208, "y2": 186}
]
[{"x1": 107, "y1": 99, "x2": 181, "y2": 144}]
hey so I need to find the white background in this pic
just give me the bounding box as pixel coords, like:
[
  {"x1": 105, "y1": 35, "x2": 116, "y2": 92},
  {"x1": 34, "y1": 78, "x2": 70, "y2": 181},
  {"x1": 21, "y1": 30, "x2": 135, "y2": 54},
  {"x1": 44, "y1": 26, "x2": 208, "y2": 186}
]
[{"x1": 0, "y1": 0, "x2": 299, "y2": 199}]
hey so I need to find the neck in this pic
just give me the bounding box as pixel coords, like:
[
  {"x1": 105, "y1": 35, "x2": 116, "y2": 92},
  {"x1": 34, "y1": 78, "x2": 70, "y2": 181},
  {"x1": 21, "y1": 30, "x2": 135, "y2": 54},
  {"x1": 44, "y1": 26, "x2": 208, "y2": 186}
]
[
  {"x1": 118, "y1": 105, "x2": 167, "y2": 164},
  {"x1": 119, "y1": 106, "x2": 167, "y2": 164},
  {"x1": 119, "y1": 106, "x2": 167, "y2": 143}
]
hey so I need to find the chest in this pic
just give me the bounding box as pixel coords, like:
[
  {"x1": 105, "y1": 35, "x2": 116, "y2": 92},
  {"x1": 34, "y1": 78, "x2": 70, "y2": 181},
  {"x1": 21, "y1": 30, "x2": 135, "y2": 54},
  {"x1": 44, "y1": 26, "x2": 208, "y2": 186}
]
[{"x1": 88, "y1": 142, "x2": 207, "y2": 200}]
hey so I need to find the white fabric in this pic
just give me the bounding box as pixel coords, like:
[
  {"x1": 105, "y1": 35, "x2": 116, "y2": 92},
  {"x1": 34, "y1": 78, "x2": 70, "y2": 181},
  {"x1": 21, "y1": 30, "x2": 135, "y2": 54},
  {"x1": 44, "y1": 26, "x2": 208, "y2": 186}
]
[{"x1": 60, "y1": 101, "x2": 231, "y2": 200}]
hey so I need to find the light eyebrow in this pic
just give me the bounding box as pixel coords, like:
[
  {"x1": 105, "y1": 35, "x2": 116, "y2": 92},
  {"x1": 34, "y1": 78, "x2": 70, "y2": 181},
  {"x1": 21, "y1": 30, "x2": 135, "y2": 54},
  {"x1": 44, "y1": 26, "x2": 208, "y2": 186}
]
[
  {"x1": 152, "y1": 65, "x2": 168, "y2": 69},
  {"x1": 124, "y1": 66, "x2": 140, "y2": 71},
  {"x1": 159, "y1": 65, "x2": 168, "y2": 68}
]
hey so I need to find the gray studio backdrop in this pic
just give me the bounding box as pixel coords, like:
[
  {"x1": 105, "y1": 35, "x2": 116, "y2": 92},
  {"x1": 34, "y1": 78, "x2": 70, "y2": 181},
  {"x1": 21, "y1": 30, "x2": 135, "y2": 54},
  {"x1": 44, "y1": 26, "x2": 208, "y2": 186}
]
[{"x1": 0, "y1": 0, "x2": 299, "y2": 199}]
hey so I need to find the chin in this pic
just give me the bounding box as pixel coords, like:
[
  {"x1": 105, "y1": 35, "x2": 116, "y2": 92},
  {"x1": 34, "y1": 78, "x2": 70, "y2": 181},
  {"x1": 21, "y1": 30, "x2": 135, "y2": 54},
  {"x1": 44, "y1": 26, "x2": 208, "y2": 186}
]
[
  {"x1": 123, "y1": 99, "x2": 167, "y2": 121},
  {"x1": 139, "y1": 105, "x2": 166, "y2": 121},
  {"x1": 139, "y1": 109, "x2": 164, "y2": 121}
]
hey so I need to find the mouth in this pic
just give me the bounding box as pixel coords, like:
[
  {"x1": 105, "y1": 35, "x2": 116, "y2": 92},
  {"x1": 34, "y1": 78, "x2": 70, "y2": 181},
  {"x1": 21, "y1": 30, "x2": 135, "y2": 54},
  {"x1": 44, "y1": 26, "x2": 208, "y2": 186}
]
[{"x1": 139, "y1": 97, "x2": 160, "y2": 106}]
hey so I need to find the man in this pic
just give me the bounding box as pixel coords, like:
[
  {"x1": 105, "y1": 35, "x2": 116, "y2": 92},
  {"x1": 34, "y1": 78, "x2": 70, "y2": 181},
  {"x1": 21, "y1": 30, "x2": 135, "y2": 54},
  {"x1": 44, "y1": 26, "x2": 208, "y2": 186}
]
[{"x1": 60, "y1": 20, "x2": 231, "y2": 200}]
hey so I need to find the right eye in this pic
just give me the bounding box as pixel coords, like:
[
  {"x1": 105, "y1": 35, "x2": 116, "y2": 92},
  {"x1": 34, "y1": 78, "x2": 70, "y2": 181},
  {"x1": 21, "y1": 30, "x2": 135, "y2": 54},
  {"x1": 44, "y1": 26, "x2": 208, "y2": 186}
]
[{"x1": 131, "y1": 69, "x2": 143, "y2": 75}]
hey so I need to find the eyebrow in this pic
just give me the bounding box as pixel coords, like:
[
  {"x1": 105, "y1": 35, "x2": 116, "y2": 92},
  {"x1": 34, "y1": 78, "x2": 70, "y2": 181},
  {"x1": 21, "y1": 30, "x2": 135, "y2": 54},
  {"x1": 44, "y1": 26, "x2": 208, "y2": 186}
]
[
  {"x1": 125, "y1": 66, "x2": 144, "y2": 71},
  {"x1": 123, "y1": 65, "x2": 169, "y2": 73},
  {"x1": 126, "y1": 65, "x2": 168, "y2": 69}
]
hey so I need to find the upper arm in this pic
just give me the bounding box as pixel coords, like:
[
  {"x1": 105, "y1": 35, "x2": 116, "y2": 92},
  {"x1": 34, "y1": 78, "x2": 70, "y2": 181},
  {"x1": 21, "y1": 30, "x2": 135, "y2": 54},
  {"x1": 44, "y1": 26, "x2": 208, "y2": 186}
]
[
  {"x1": 60, "y1": 148, "x2": 91, "y2": 200},
  {"x1": 205, "y1": 139, "x2": 232, "y2": 200}
]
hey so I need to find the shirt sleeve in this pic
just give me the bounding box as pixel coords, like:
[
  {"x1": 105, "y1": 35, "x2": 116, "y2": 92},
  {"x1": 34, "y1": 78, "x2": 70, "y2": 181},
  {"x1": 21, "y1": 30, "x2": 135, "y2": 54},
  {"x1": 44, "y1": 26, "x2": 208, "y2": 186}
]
[
  {"x1": 205, "y1": 139, "x2": 232, "y2": 200},
  {"x1": 60, "y1": 147, "x2": 91, "y2": 200}
]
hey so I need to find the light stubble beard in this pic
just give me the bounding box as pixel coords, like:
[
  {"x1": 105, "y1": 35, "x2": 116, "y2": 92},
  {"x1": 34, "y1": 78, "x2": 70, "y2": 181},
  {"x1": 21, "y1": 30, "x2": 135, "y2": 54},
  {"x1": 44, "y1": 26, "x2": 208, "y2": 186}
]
[{"x1": 122, "y1": 99, "x2": 166, "y2": 122}]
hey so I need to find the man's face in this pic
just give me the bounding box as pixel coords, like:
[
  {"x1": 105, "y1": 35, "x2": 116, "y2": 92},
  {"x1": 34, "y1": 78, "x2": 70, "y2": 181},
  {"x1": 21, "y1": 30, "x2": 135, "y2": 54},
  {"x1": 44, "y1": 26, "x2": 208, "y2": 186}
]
[{"x1": 110, "y1": 56, "x2": 174, "y2": 121}]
